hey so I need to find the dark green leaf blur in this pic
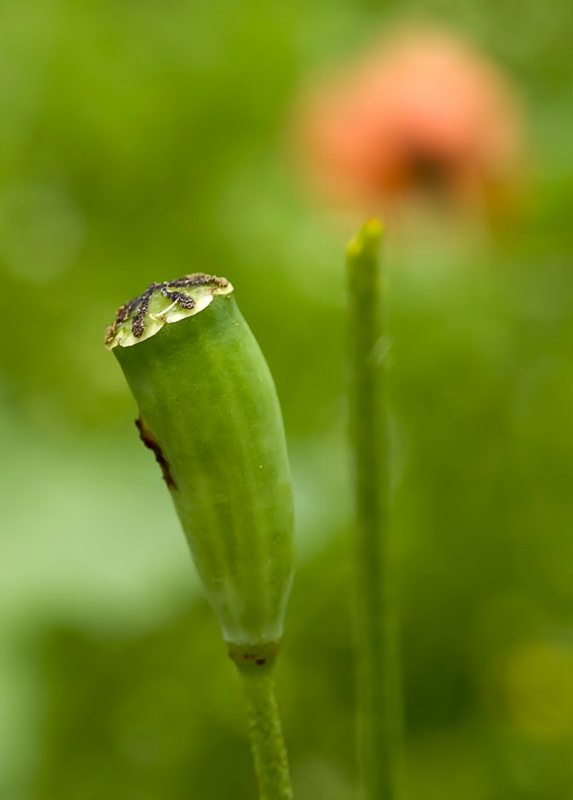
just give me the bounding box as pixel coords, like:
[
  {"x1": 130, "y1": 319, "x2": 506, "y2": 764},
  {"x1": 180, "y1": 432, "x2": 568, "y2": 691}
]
[{"x1": 1, "y1": 1, "x2": 572, "y2": 799}]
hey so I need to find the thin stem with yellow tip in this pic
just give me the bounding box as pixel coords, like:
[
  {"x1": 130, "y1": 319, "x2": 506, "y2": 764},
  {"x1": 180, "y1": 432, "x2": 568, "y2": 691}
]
[{"x1": 346, "y1": 220, "x2": 400, "y2": 800}]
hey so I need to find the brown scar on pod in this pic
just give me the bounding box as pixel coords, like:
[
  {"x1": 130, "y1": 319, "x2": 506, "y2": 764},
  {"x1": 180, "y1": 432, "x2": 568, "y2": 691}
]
[{"x1": 135, "y1": 417, "x2": 177, "y2": 490}]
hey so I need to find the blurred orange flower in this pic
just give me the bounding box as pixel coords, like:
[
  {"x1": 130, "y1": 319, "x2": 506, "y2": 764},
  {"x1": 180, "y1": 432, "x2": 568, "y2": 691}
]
[{"x1": 294, "y1": 27, "x2": 524, "y2": 222}]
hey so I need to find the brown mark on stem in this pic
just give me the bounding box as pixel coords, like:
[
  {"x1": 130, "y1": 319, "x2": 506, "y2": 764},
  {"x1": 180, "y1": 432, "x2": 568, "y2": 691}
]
[
  {"x1": 227, "y1": 641, "x2": 281, "y2": 669},
  {"x1": 135, "y1": 417, "x2": 177, "y2": 490}
]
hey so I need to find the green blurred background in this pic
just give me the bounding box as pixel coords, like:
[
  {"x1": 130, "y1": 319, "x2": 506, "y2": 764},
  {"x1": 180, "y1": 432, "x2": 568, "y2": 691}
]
[{"x1": 1, "y1": 1, "x2": 572, "y2": 798}]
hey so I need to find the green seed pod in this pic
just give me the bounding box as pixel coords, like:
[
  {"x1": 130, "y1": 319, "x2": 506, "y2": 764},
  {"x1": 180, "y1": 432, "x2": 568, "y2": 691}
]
[{"x1": 106, "y1": 274, "x2": 295, "y2": 657}]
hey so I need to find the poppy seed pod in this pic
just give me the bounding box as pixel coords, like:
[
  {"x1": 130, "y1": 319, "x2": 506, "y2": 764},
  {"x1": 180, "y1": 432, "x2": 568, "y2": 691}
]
[{"x1": 106, "y1": 274, "x2": 295, "y2": 658}]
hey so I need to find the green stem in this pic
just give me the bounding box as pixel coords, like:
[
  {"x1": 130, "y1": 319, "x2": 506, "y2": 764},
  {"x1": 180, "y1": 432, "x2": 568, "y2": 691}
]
[
  {"x1": 235, "y1": 657, "x2": 293, "y2": 800},
  {"x1": 346, "y1": 220, "x2": 398, "y2": 800}
]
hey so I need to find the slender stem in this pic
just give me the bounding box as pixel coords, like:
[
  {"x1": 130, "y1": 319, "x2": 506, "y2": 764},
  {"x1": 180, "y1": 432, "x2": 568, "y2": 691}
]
[
  {"x1": 235, "y1": 658, "x2": 293, "y2": 800},
  {"x1": 346, "y1": 220, "x2": 398, "y2": 800}
]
